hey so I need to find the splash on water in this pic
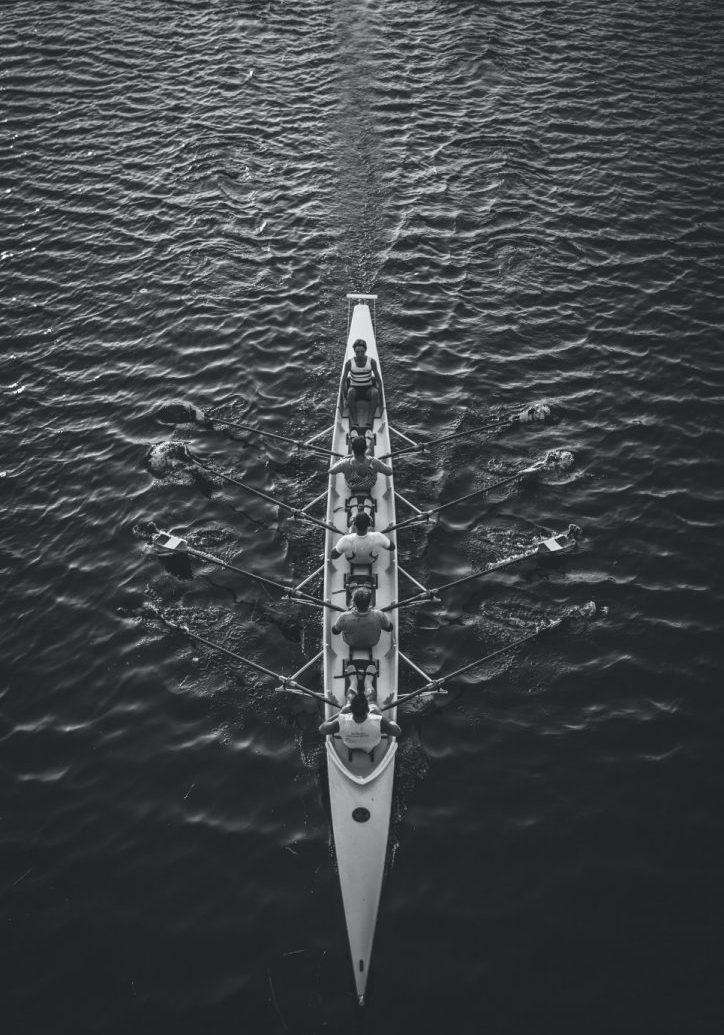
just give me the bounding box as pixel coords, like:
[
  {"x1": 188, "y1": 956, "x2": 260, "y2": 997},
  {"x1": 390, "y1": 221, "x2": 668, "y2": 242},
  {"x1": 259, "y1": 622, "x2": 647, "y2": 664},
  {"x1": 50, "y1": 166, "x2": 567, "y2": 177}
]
[
  {"x1": 544, "y1": 448, "x2": 574, "y2": 470},
  {"x1": 156, "y1": 402, "x2": 206, "y2": 425},
  {"x1": 146, "y1": 441, "x2": 191, "y2": 476}
]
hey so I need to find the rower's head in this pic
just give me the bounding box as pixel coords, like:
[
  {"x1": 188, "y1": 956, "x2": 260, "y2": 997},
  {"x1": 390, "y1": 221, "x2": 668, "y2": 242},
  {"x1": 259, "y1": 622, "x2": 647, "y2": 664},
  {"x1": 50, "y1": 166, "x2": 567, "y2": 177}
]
[
  {"x1": 352, "y1": 339, "x2": 367, "y2": 358},
  {"x1": 350, "y1": 691, "x2": 369, "y2": 721},
  {"x1": 350, "y1": 436, "x2": 368, "y2": 458},
  {"x1": 352, "y1": 588, "x2": 372, "y2": 612},
  {"x1": 352, "y1": 511, "x2": 371, "y2": 535}
]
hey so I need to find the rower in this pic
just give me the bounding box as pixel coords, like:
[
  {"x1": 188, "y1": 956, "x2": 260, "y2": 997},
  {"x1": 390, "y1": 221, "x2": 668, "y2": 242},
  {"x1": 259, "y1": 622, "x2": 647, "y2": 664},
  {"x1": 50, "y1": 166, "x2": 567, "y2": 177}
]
[
  {"x1": 319, "y1": 691, "x2": 401, "y2": 750},
  {"x1": 329, "y1": 435, "x2": 392, "y2": 504},
  {"x1": 341, "y1": 338, "x2": 383, "y2": 430},
  {"x1": 331, "y1": 588, "x2": 393, "y2": 649},
  {"x1": 330, "y1": 511, "x2": 395, "y2": 565}
]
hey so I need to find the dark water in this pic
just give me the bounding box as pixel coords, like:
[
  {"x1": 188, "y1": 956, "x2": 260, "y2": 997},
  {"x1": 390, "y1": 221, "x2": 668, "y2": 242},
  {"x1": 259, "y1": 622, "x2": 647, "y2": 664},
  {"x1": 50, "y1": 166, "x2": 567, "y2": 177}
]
[{"x1": 3, "y1": 1, "x2": 723, "y2": 1032}]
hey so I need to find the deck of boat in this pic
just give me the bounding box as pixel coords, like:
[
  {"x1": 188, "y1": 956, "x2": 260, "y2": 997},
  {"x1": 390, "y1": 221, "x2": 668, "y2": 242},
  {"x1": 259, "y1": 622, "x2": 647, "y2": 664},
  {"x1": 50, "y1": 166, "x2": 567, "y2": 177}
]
[
  {"x1": 323, "y1": 300, "x2": 398, "y2": 775},
  {"x1": 322, "y1": 297, "x2": 398, "y2": 1005}
]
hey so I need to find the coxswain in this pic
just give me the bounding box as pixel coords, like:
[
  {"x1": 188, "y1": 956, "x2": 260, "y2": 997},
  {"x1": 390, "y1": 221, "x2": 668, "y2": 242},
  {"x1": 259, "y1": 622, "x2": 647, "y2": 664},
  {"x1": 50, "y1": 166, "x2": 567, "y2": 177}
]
[
  {"x1": 328, "y1": 436, "x2": 393, "y2": 499},
  {"x1": 331, "y1": 587, "x2": 393, "y2": 649},
  {"x1": 330, "y1": 511, "x2": 396, "y2": 565},
  {"x1": 341, "y1": 338, "x2": 383, "y2": 429},
  {"x1": 319, "y1": 691, "x2": 401, "y2": 749}
]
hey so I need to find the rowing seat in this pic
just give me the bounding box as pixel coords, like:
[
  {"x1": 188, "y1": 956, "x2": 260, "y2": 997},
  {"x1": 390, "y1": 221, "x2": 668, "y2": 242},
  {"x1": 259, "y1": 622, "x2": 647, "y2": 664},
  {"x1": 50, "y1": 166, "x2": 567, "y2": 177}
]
[
  {"x1": 336, "y1": 654, "x2": 378, "y2": 695},
  {"x1": 344, "y1": 563, "x2": 377, "y2": 606},
  {"x1": 346, "y1": 494, "x2": 376, "y2": 523}
]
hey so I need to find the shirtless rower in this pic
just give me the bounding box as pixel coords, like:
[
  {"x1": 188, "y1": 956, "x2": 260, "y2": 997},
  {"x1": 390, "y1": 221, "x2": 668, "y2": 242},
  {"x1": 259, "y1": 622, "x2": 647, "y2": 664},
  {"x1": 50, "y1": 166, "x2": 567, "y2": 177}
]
[{"x1": 341, "y1": 338, "x2": 383, "y2": 429}]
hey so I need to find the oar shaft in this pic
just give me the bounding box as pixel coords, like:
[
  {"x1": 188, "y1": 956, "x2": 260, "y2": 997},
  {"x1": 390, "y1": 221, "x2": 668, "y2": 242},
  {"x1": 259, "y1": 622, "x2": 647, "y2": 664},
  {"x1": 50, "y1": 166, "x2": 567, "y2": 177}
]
[
  {"x1": 162, "y1": 618, "x2": 319, "y2": 694},
  {"x1": 207, "y1": 415, "x2": 338, "y2": 457},
  {"x1": 413, "y1": 416, "x2": 515, "y2": 450},
  {"x1": 386, "y1": 619, "x2": 563, "y2": 710},
  {"x1": 383, "y1": 546, "x2": 539, "y2": 611},
  {"x1": 158, "y1": 539, "x2": 343, "y2": 611},
  {"x1": 429, "y1": 467, "x2": 537, "y2": 517},
  {"x1": 384, "y1": 467, "x2": 538, "y2": 532},
  {"x1": 188, "y1": 453, "x2": 342, "y2": 535},
  {"x1": 380, "y1": 417, "x2": 514, "y2": 460},
  {"x1": 432, "y1": 627, "x2": 543, "y2": 684},
  {"x1": 182, "y1": 544, "x2": 289, "y2": 594},
  {"x1": 167, "y1": 622, "x2": 281, "y2": 680},
  {"x1": 431, "y1": 546, "x2": 538, "y2": 594}
]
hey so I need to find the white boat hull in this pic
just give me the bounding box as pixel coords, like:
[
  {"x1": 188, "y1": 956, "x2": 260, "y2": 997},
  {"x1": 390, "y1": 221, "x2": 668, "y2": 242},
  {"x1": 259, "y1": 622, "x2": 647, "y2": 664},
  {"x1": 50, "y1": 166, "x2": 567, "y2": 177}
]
[{"x1": 323, "y1": 298, "x2": 398, "y2": 1004}]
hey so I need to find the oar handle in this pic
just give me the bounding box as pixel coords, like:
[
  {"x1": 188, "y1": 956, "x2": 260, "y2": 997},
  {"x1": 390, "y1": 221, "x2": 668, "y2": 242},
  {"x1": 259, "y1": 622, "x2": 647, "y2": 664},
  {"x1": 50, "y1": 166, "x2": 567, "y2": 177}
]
[
  {"x1": 274, "y1": 680, "x2": 327, "y2": 703},
  {"x1": 284, "y1": 590, "x2": 345, "y2": 613},
  {"x1": 381, "y1": 590, "x2": 441, "y2": 613},
  {"x1": 383, "y1": 512, "x2": 434, "y2": 534}
]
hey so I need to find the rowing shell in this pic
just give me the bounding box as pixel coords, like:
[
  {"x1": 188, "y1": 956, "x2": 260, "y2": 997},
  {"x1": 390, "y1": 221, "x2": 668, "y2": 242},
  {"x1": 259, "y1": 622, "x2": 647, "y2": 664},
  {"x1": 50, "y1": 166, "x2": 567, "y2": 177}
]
[
  {"x1": 145, "y1": 293, "x2": 584, "y2": 1006},
  {"x1": 323, "y1": 295, "x2": 398, "y2": 1005}
]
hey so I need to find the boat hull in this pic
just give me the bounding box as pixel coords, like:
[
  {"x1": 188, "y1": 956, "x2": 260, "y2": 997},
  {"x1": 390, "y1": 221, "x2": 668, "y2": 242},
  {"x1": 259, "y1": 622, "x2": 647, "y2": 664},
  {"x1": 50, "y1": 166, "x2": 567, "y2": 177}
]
[{"x1": 323, "y1": 298, "x2": 398, "y2": 1004}]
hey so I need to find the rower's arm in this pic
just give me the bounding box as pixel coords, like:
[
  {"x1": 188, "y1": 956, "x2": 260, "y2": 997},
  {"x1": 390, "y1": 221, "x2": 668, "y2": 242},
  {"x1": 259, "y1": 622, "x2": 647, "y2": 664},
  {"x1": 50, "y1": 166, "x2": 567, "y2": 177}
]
[
  {"x1": 330, "y1": 534, "x2": 349, "y2": 561},
  {"x1": 340, "y1": 360, "x2": 352, "y2": 401},
  {"x1": 328, "y1": 457, "x2": 347, "y2": 477},
  {"x1": 370, "y1": 358, "x2": 385, "y2": 407},
  {"x1": 319, "y1": 718, "x2": 340, "y2": 736},
  {"x1": 380, "y1": 717, "x2": 401, "y2": 738}
]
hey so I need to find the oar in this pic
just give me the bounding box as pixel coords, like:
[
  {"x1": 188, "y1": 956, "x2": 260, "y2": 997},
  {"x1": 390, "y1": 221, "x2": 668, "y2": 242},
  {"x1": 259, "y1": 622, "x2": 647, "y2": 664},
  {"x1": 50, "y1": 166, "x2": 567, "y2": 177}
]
[
  {"x1": 154, "y1": 613, "x2": 325, "y2": 701},
  {"x1": 382, "y1": 527, "x2": 580, "y2": 612},
  {"x1": 152, "y1": 531, "x2": 345, "y2": 612},
  {"x1": 381, "y1": 615, "x2": 567, "y2": 711},
  {"x1": 384, "y1": 459, "x2": 545, "y2": 533},
  {"x1": 186, "y1": 449, "x2": 345, "y2": 535},
  {"x1": 380, "y1": 403, "x2": 556, "y2": 460},
  {"x1": 171, "y1": 405, "x2": 344, "y2": 459}
]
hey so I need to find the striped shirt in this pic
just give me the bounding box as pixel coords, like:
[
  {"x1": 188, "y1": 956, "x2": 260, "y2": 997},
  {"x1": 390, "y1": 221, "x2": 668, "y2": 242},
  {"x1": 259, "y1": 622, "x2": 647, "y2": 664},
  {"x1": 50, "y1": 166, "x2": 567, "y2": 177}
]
[
  {"x1": 329, "y1": 455, "x2": 392, "y2": 493},
  {"x1": 348, "y1": 357, "x2": 374, "y2": 387}
]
